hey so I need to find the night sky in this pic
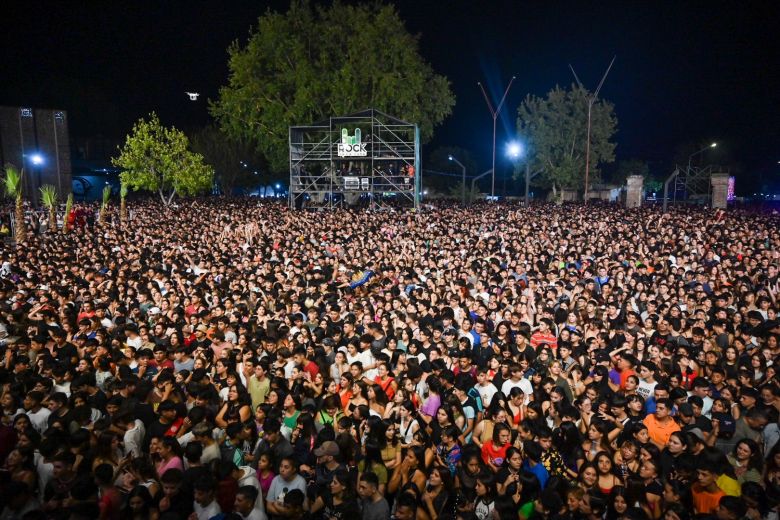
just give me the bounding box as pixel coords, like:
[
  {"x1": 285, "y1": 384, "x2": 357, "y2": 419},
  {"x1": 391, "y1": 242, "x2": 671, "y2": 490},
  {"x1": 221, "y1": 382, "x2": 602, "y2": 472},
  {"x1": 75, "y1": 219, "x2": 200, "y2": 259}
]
[{"x1": 2, "y1": 1, "x2": 778, "y2": 190}]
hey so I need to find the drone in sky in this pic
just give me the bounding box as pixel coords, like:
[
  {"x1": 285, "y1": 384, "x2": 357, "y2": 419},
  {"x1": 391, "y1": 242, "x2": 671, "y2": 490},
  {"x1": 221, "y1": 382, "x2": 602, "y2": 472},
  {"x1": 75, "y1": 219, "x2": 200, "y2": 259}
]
[{"x1": 185, "y1": 92, "x2": 200, "y2": 101}]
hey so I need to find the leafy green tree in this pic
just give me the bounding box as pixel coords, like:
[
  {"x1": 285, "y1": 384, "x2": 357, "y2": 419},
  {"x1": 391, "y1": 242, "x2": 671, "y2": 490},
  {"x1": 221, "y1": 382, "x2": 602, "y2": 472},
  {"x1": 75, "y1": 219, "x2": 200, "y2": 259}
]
[
  {"x1": 189, "y1": 126, "x2": 268, "y2": 195},
  {"x1": 516, "y1": 85, "x2": 617, "y2": 194},
  {"x1": 112, "y1": 113, "x2": 214, "y2": 205},
  {"x1": 645, "y1": 177, "x2": 663, "y2": 194},
  {"x1": 447, "y1": 182, "x2": 481, "y2": 204},
  {"x1": 424, "y1": 146, "x2": 478, "y2": 193},
  {"x1": 612, "y1": 159, "x2": 649, "y2": 185},
  {"x1": 211, "y1": 0, "x2": 455, "y2": 172}
]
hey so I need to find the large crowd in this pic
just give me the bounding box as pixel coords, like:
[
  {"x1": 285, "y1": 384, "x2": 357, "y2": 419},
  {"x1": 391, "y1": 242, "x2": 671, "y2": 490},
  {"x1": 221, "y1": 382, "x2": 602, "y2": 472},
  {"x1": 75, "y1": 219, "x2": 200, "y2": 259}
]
[{"x1": 0, "y1": 198, "x2": 779, "y2": 520}]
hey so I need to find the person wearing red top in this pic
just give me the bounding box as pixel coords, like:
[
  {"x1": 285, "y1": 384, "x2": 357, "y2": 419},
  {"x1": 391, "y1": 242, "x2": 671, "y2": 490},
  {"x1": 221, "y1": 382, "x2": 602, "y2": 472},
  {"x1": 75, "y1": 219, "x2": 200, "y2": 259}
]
[
  {"x1": 95, "y1": 463, "x2": 122, "y2": 520},
  {"x1": 530, "y1": 319, "x2": 558, "y2": 351},
  {"x1": 617, "y1": 353, "x2": 638, "y2": 391},
  {"x1": 293, "y1": 347, "x2": 319, "y2": 379},
  {"x1": 481, "y1": 423, "x2": 512, "y2": 472},
  {"x1": 373, "y1": 362, "x2": 397, "y2": 401}
]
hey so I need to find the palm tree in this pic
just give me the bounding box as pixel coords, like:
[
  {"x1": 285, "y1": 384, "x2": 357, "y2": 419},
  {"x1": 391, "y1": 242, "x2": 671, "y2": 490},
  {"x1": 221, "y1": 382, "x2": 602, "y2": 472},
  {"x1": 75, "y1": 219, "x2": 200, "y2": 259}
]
[
  {"x1": 3, "y1": 165, "x2": 26, "y2": 241},
  {"x1": 120, "y1": 183, "x2": 128, "y2": 225},
  {"x1": 39, "y1": 184, "x2": 58, "y2": 232},
  {"x1": 63, "y1": 193, "x2": 73, "y2": 234},
  {"x1": 98, "y1": 185, "x2": 111, "y2": 225}
]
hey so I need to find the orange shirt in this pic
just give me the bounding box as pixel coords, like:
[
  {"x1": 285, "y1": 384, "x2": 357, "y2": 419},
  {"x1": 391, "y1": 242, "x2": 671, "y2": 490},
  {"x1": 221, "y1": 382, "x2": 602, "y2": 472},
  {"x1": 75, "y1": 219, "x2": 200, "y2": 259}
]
[
  {"x1": 691, "y1": 484, "x2": 725, "y2": 514},
  {"x1": 643, "y1": 413, "x2": 680, "y2": 447}
]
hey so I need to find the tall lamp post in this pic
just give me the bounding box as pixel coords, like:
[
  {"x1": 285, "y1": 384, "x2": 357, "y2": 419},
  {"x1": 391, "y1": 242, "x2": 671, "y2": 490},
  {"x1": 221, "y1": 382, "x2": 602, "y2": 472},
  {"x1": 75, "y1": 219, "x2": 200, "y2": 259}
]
[
  {"x1": 569, "y1": 57, "x2": 615, "y2": 203},
  {"x1": 687, "y1": 142, "x2": 717, "y2": 171},
  {"x1": 478, "y1": 76, "x2": 516, "y2": 200},
  {"x1": 448, "y1": 155, "x2": 467, "y2": 206}
]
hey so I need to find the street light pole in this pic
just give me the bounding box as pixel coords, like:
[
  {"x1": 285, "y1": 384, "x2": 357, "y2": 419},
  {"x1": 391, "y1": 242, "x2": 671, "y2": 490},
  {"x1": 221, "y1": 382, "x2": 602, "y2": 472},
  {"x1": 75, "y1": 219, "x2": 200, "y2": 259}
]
[
  {"x1": 448, "y1": 155, "x2": 467, "y2": 206},
  {"x1": 687, "y1": 142, "x2": 717, "y2": 172},
  {"x1": 569, "y1": 56, "x2": 615, "y2": 203},
  {"x1": 478, "y1": 76, "x2": 516, "y2": 200}
]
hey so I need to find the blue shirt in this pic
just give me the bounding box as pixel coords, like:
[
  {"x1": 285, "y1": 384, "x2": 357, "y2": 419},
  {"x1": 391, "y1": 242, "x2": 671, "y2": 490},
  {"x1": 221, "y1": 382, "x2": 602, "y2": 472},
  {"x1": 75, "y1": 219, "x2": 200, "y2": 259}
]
[{"x1": 522, "y1": 460, "x2": 549, "y2": 489}]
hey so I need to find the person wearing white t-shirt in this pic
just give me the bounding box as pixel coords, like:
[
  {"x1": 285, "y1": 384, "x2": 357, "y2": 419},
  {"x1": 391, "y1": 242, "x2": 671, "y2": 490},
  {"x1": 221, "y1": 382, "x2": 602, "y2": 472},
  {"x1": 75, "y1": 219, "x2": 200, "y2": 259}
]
[
  {"x1": 23, "y1": 391, "x2": 51, "y2": 434},
  {"x1": 501, "y1": 365, "x2": 533, "y2": 404},
  {"x1": 358, "y1": 335, "x2": 378, "y2": 380},
  {"x1": 117, "y1": 415, "x2": 146, "y2": 458},
  {"x1": 193, "y1": 479, "x2": 222, "y2": 520},
  {"x1": 474, "y1": 368, "x2": 498, "y2": 409},
  {"x1": 266, "y1": 457, "x2": 308, "y2": 517},
  {"x1": 636, "y1": 361, "x2": 658, "y2": 402}
]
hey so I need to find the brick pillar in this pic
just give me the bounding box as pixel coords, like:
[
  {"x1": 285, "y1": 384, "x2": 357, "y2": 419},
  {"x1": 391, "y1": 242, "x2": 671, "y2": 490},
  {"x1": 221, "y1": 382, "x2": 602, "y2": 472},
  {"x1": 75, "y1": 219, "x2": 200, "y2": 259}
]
[
  {"x1": 710, "y1": 173, "x2": 729, "y2": 209},
  {"x1": 626, "y1": 175, "x2": 644, "y2": 208}
]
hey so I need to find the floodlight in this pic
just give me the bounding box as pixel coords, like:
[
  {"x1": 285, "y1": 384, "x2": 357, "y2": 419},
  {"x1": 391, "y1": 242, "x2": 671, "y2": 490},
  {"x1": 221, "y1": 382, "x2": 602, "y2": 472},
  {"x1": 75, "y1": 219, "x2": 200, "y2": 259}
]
[{"x1": 507, "y1": 142, "x2": 522, "y2": 158}]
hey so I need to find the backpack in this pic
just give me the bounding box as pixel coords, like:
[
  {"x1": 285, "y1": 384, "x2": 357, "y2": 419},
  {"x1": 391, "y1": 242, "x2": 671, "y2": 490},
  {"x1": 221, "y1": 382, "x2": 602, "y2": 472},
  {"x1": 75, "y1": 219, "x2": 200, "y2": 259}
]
[
  {"x1": 467, "y1": 387, "x2": 484, "y2": 414},
  {"x1": 220, "y1": 441, "x2": 240, "y2": 465}
]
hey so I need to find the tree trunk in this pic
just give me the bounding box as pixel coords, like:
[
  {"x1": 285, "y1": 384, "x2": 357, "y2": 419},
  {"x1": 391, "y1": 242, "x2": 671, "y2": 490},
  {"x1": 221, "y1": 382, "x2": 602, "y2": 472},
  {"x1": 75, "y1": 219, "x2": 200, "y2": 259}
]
[
  {"x1": 98, "y1": 207, "x2": 106, "y2": 226},
  {"x1": 14, "y1": 195, "x2": 26, "y2": 241},
  {"x1": 120, "y1": 197, "x2": 127, "y2": 226},
  {"x1": 165, "y1": 189, "x2": 177, "y2": 206},
  {"x1": 49, "y1": 207, "x2": 56, "y2": 232}
]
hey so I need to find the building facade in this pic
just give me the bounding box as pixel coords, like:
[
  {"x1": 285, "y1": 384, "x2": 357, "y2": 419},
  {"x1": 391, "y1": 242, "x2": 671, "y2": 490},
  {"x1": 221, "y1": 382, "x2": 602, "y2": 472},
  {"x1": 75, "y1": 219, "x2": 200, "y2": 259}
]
[{"x1": 0, "y1": 106, "x2": 72, "y2": 203}]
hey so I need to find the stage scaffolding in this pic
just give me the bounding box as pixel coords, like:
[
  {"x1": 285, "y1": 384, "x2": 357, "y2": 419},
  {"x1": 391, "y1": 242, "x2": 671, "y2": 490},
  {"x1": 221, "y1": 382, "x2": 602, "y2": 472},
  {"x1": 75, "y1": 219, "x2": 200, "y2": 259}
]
[{"x1": 289, "y1": 109, "x2": 420, "y2": 210}]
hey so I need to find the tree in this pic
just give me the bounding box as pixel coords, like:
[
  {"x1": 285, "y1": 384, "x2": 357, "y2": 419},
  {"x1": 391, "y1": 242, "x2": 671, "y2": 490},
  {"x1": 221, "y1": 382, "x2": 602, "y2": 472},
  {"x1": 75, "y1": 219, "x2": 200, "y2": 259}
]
[
  {"x1": 112, "y1": 113, "x2": 214, "y2": 205},
  {"x1": 99, "y1": 185, "x2": 111, "y2": 225},
  {"x1": 447, "y1": 182, "x2": 482, "y2": 204},
  {"x1": 63, "y1": 193, "x2": 73, "y2": 234},
  {"x1": 119, "y1": 183, "x2": 128, "y2": 225},
  {"x1": 189, "y1": 126, "x2": 268, "y2": 195},
  {"x1": 210, "y1": 0, "x2": 455, "y2": 172},
  {"x1": 516, "y1": 85, "x2": 617, "y2": 194},
  {"x1": 612, "y1": 159, "x2": 650, "y2": 185},
  {"x1": 3, "y1": 165, "x2": 26, "y2": 241},
  {"x1": 39, "y1": 184, "x2": 58, "y2": 232},
  {"x1": 424, "y1": 146, "x2": 478, "y2": 193}
]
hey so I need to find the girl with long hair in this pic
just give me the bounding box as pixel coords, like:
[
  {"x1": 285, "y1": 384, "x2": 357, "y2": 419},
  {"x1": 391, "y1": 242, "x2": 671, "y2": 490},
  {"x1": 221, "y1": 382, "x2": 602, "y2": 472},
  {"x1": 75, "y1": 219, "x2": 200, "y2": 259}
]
[
  {"x1": 311, "y1": 468, "x2": 360, "y2": 518},
  {"x1": 357, "y1": 439, "x2": 389, "y2": 494},
  {"x1": 472, "y1": 471, "x2": 497, "y2": 520},
  {"x1": 727, "y1": 438, "x2": 763, "y2": 485},
  {"x1": 595, "y1": 450, "x2": 623, "y2": 496},
  {"x1": 120, "y1": 485, "x2": 159, "y2": 520},
  {"x1": 582, "y1": 422, "x2": 612, "y2": 463},
  {"x1": 495, "y1": 446, "x2": 523, "y2": 496},
  {"x1": 421, "y1": 465, "x2": 455, "y2": 520},
  {"x1": 388, "y1": 445, "x2": 428, "y2": 496}
]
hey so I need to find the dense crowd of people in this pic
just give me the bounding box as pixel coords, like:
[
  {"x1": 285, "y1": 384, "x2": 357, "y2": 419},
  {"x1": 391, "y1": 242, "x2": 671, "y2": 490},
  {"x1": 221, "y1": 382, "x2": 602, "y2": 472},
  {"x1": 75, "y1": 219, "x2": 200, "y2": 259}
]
[{"x1": 0, "y1": 198, "x2": 779, "y2": 520}]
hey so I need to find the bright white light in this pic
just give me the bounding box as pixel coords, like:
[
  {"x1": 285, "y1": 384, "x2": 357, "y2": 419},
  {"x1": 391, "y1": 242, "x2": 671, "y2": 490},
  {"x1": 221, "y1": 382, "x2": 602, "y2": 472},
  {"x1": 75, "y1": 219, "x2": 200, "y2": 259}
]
[
  {"x1": 448, "y1": 155, "x2": 453, "y2": 161},
  {"x1": 31, "y1": 154, "x2": 44, "y2": 166},
  {"x1": 275, "y1": 184, "x2": 281, "y2": 189},
  {"x1": 710, "y1": 143, "x2": 717, "y2": 148},
  {"x1": 423, "y1": 190, "x2": 429, "y2": 195},
  {"x1": 185, "y1": 92, "x2": 200, "y2": 101},
  {"x1": 507, "y1": 142, "x2": 522, "y2": 158}
]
